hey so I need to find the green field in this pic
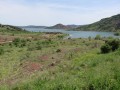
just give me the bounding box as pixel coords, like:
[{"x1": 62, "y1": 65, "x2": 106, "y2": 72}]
[{"x1": 0, "y1": 26, "x2": 120, "y2": 90}]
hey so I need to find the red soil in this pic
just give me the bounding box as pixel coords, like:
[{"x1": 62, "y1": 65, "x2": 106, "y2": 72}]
[
  {"x1": 23, "y1": 62, "x2": 42, "y2": 73},
  {"x1": 39, "y1": 55, "x2": 49, "y2": 60}
]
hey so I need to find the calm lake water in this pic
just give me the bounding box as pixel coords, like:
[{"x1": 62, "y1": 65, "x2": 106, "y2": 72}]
[{"x1": 24, "y1": 28, "x2": 119, "y2": 39}]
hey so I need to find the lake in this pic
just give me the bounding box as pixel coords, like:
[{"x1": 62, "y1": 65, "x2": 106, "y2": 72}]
[{"x1": 24, "y1": 28, "x2": 119, "y2": 39}]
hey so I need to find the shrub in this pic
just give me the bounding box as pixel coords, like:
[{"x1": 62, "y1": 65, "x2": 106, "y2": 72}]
[
  {"x1": 95, "y1": 35, "x2": 101, "y2": 40},
  {"x1": 101, "y1": 44, "x2": 112, "y2": 53},
  {"x1": 88, "y1": 36, "x2": 92, "y2": 41},
  {"x1": 56, "y1": 49, "x2": 61, "y2": 53},
  {"x1": 58, "y1": 35, "x2": 64, "y2": 39},
  {"x1": 36, "y1": 46, "x2": 42, "y2": 50},
  {"x1": 114, "y1": 32, "x2": 120, "y2": 36},
  {"x1": 106, "y1": 39, "x2": 120, "y2": 51},
  {"x1": 101, "y1": 39, "x2": 120, "y2": 53},
  {"x1": 0, "y1": 48, "x2": 4, "y2": 55},
  {"x1": 107, "y1": 36, "x2": 114, "y2": 39},
  {"x1": 27, "y1": 46, "x2": 36, "y2": 51},
  {"x1": 13, "y1": 38, "x2": 21, "y2": 47},
  {"x1": 9, "y1": 43, "x2": 13, "y2": 47},
  {"x1": 13, "y1": 38, "x2": 27, "y2": 47},
  {"x1": 20, "y1": 39, "x2": 27, "y2": 47}
]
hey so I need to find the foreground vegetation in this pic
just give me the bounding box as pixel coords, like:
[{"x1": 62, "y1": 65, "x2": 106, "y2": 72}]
[{"x1": 0, "y1": 26, "x2": 120, "y2": 90}]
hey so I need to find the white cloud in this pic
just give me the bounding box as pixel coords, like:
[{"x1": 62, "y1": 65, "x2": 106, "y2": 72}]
[{"x1": 0, "y1": 0, "x2": 120, "y2": 26}]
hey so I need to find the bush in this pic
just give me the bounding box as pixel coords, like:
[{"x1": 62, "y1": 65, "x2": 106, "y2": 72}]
[
  {"x1": 13, "y1": 38, "x2": 27, "y2": 47},
  {"x1": 101, "y1": 39, "x2": 120, "y2": 53},
  {"x1": 101, "y1": 44, "x2": 112, "y2": 53},
  {"x1": 9, "y1": 43, "x2": 13, "y2": 47},
  {"x1": 0, "y1": 48, "x2": 4, "y2": 55},
  {"x1": 88, "y1": 36, "x2": 92, "y2": 41},
  {"x1": 95, "y1": 35, "x2": 101, "y2": 40},
  {"x1": 107, "y1": 36, "x2": 114, "y2": 39},
  {"x1": 56, "y1": 49, "x2": 61, "y2": 53},
  {"x1": 36, "y1": 46, "x2": 42, "y2": 50},
  {"x1": 13, "y1": 38, "x2": 21, "y2": 47},
  {"x1": 114, "y1": 32, "x2": 120, "y2": 36},
  {"x1": 58, "y1": 35, "x2": 64, "y2": 39},
  {"x1": 27, "y1": 46, "x2": 36, "y2": 51},
  {"x1": 20, "y1": 39, "x2": 27, "y2": 47},
  {"x1": 106, "y1": 39, "x2": 120, "y2": 51}
]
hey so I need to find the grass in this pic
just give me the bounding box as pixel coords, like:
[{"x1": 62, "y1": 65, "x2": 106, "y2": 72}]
[
  {"x1": 0, "y1": 28, "x2": 120, "y2": 90},
  {"x1": 10, "y1": 49, "x2": 120, "y2": 90}
]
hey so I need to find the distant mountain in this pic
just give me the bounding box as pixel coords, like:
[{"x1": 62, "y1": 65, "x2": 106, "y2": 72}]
[
  {"x1": 0, "y1": 24, "x2": 27, "y2": 33},
  {"x1": 76, "y1": 14, "x2": 120, "y2": 32},
  {"x1": 46, "y1": 24, "x2": 79, "y2": 29},
  {"x1": 66, "y1": 25, "x2": 80, "y2": 28},
  {"x1": 46, "y1": 24, "x2": 69, "y2": 29},
  {"x1": 19, "y1": 25, "x2": 47, "y2": 28}
]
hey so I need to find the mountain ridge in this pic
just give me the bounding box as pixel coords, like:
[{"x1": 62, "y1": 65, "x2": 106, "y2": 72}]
[
  {"x1": 19, "y1": 25, "x2": 47, "y2": 28},
  {"x1": 46, "y1": 23, "x2": 80, "y2": 29},
  {"x1": 0, "y1": 24, "x2": 28, "y2": 33},
  {"x1": 76, "y1": 14, "x2": 120, "y2": 32}
]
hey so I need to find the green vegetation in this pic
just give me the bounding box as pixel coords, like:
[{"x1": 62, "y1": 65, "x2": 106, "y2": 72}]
[
  {"x1": 46, "y1": 24, "x2": 70, "y2": 29},
  {"x1": 95, "y1": 35, "x2": 101, "y2": 40},
  {"x1": 101, "y1": 39, "x2": 120, "y2": 53},
  {"x1": 0, "y1": 25, "x2": 120, "y2": 90},
  {"x1": 0, "y1": 24, "x2": 28, "y2": 34},
  {"x1": 12, "y1": 38, "x2": 27, "y2": 47},
  {"x1": 101, "y1": 44, "x2": 112, "y2": 53},
  {"x1": 0, "y1": 47, "x2": 4, "y2": 55},
  {"x1": 76, "y1": 14, "x2": 120, "y2": 32},
  {"x1": 114, "y1": 32, "x2": 120, "y2": 36}
]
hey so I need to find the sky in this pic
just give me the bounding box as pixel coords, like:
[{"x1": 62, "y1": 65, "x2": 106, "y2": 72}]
[{"x1": 0, "y1": 0, "x2": 120, "y2": 26}]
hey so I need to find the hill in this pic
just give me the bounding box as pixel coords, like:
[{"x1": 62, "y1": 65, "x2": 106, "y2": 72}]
[
  {"x1": 46, "y1": 24, "x2": 69, "y2": 29},
  {"x1": 67, "y1": 24, "x2": 80, "y2": 28},
  {"x1": 19, "y1": 25, "x2": 47, "y2": 28},
  {"x1": 0, "y1": 24, "x2": 28, "y2": 33},
  {"x1": 76, "y1": 14, "x2": 120, "y2": 32},
  {"x1": 46, "y1": 24, "x2": 79, "y2": 29}
]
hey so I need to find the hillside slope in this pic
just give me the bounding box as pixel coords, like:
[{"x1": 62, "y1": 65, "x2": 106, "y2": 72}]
[
  {"x1": 76, "y1": 14, "x2": 120, "y2": 32},
  {"x1": 19, "y1": 25, "x2": 47, "y2": 28},
  {"x1": 46, "y1": 24, "x2": 79, "y2": 30},
  {"x1": 0, "y1": 24, "x2": 27, "y2": 33},
  {"x1": 46, "y1": 24, "x2": 69, "y2": 29}
]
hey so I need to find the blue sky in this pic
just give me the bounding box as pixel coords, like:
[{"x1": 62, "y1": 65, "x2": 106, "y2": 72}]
[{"x1": 0, "y1": 0, "x2": 120, "y2": 26}]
